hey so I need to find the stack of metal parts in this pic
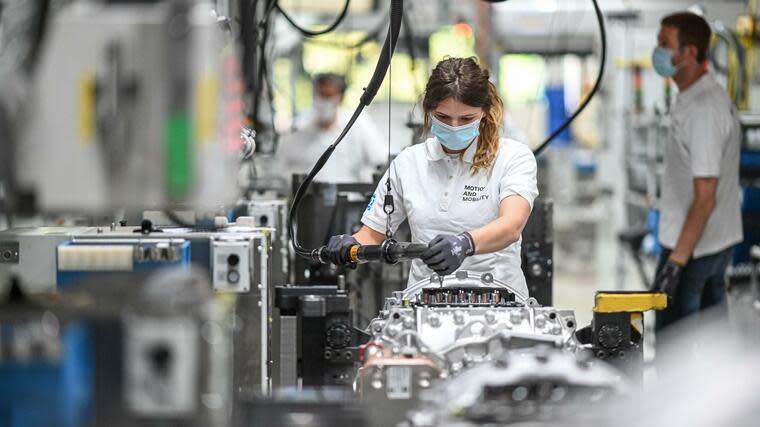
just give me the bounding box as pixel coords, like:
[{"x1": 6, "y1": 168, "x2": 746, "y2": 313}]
[{"x1": 357, "y1": 272, "x2": 625, "y2": 427}]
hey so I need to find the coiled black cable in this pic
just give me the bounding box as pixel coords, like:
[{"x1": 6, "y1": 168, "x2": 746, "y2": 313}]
[
  {"x1": 276, "y1": 0, "x2": 350, "y2": 37},
  {"x1": 532, "y1": 0, "x2": 606, "y2": 156}
]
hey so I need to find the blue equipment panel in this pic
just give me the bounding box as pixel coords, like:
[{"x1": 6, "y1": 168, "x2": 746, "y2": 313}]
[
  {"x1": 0, "y1": 323, "x2": 93, "y2": 427},
  {"x1": 56, "y1": 240, "x2": 192, "y2": 286}
]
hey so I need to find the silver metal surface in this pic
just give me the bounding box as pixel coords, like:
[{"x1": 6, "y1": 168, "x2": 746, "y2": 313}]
[
  {"x1": 407, "y1": 348, "x2": 627, "y2": 427},
  {"x1": 0, "y1": 227, "x2": 88, "y2": 293},
  {"x1": 242, "y1": 198, "x2": 290, "y2": 285},
  {"x1": 277, "y1": 315, "x2": 298, "y2": 388}
]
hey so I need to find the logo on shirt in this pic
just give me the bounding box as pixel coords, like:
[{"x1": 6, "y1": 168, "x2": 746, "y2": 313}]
[
  {"x1": 366, "y1": 194, "x2": 377, "y2": 211},
  {"x1": 462, "y1": 185, "x2": 489, "y2": 202}
]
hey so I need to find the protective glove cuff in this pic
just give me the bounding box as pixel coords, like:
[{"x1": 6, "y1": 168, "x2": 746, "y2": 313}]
[{"x1": 458, "y1": 232, "x2": 476, "y2": 257}]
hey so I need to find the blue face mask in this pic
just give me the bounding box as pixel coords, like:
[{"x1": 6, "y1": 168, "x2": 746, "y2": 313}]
[
  {"x1": 652, "y1": 47, "x2": 680, "y2": 78},
  {"x1": 430, "y1": 115, "x2": 481, "y2": 151}
]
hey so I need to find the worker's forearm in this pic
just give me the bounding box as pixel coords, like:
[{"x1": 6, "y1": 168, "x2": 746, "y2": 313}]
[
  {"x1": 353, "y1": 225, "x2": 385, "y2": 245},
  {"x1": 469, "y1": 216, "x2": 522, "y2": 255},
  {"x1": 670, "y1": 200, "x2": 715, "y2": 264}
]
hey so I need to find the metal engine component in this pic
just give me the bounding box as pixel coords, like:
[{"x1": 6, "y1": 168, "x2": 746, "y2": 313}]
[
  {"x1": 366, "y1": 304, "x2": 578, "y2": 374},
  {"x1": 406, "y1": 348, "x2": 627, "y2": 427},
  {"x1": 401, "y1": 271, "x2": 531, "y2": 302},
  {"x1": 366, "y1": 273, "x2": 576, "y2": 369},
  {"x1": 358, "y1": 272, "x2": 584, "y2": 427}
]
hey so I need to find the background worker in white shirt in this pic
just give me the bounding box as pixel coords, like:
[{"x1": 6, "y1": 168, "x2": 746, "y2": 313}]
[
  {"x1": 651, "y1": 12, "x2": 743, "y2": 331},
  {"x1": 277, "y1": 73, "x2": 386, "y2": 184},
  {"x1": 324, "y1": 57, "x2": 538, "y2": 299}
]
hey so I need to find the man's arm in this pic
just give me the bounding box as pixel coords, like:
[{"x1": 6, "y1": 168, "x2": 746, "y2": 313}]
[{"x1": 669, "y1": 177, "x2": 718, "y2": 264}]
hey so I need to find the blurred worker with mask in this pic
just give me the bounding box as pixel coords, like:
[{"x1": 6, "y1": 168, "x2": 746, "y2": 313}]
[
  {"x1": 324, "y1": 57, "x2": 538, "y2": 300},
  {"x1": 278, "y1": 73, "x2": 386, "y2": 183},
  {"x1": 651, "y1": 12, "x2": 742, "y2": 331}
]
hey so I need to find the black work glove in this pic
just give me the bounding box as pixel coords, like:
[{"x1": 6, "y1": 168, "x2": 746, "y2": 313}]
[
  {"x1": 421, "y1": 232, "x2": 475, "y2": 276},
  {"x1": 654, "y1": 260, "x2": 684, "y2": 299},
  {"x1": 326, "y1": 234, "x2": 359, "y2": 266}
]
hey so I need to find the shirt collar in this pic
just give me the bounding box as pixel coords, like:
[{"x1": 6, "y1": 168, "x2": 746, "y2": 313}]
[
  {"x1": 424, "y1": 137, "x2": 478, "y2": 164},
  {"x1": 676, "y1": 73, "x2": 712, "y2": 105}
]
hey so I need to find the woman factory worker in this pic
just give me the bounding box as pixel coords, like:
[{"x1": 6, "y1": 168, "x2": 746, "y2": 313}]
[{"x1": 326, "y1": 57, "x2": 538, "y2": 299}]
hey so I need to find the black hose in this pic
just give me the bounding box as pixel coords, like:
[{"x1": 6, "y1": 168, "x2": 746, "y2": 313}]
[
  {"x1": 532, "y1": 0, "x2": 606, "y2": 156},
  {"x1": 306, "y1": 14, "x2": 389, "y2": 49},
  {"x1": 360, "y1": 4, "x2": 403, "y2": 107},
  {"x1": 288, "y1": 0, "x2": 404, "y2": 259},
  {"x1": 276, "y1": 0, "x2": 350, "y2": 37}
]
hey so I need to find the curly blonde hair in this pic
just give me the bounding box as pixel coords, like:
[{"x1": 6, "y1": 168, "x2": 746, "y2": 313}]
[{"x1": 422, "y1": 57, "x2": 504, "y2": 174}]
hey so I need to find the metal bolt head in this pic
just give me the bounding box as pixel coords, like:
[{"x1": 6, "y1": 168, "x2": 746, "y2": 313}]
[
  {"x1": 535, "y1": 315, "x2": 546, "y2": 329},
  {"x1": 387, "y1": 325, "x2": 400, "y2": 338},
  {"x1": 402, "y1": 316, "x2": 414, "y2": 329},
  {"x1": 428, "y1": 313, "x2": 441, "y2": 328},
  {"x1": 365, "y1": 345, "x2": 381, "y2": 359},
  {"x1": 485, "y1": 311, "x2": 496, "y2": 324},
  {"x1": 453, "y1": 311, "x2": 465, "y2": 325},
  {"x1": 510, "y1": 310, "x2": 523, "y2": 324},
  {"x1": 418, "y1": 376, "x2": 431, "y2": 389}
]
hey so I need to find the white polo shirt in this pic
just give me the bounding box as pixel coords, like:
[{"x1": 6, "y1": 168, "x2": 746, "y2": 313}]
[
  {"x1": 276, "y1": 110, "x2": 387, "y2": 183},
  {"x1": 362, "y1": 136, "x2": 538, "y2": 299},
  {"x1": 660, "y1": 73, "x2": 743, "y2": 258}
]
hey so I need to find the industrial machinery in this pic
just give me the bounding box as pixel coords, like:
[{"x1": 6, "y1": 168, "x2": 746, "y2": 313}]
[
  {"x1": 289, "y1": 176, "x2": 415, "y2": 323},
  {"x1": 353, "y1": 272, "x2": 657, "y2": 427},
  {"x1": 290, "y1": 177, "x2": 382, "y2": 284},
  {"x1": 233, "y1": 198, "x2": 291, "y2": 286},
  {"x1": 403, "y1": 348, "x2": 627, "y2": 427},
  {"x1": 273, "y1": 284, "x2": 369, "y2": 389},
  {"x1": 357, "y1": 273, "x2": 573, "y2": 426},
  {"x1": 9, "y1": 0, "x2": 242, "y2": 215},
  {"x1": 577, "y1": 291, "x2": 667, "y2": 383},
  {"x1": 521, "y1": 198, "x2": 554, "y2": 305},
  {"x1": 0, "y1": 267, "x2": 232, "y2": 427},
  {"x1": 0, "y1": 223, "x2": 277, "y2": 426}
]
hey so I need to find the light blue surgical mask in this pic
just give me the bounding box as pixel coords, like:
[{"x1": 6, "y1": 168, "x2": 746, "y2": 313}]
[
  {"x1": 430, "y1": 115, "x2": 481, "y2": 151},
  {"x1": 652, "y1": 47, "x2": 680, "y2": 78}
]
